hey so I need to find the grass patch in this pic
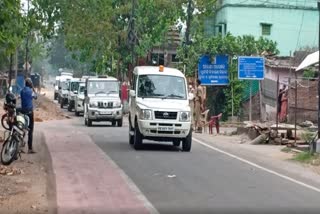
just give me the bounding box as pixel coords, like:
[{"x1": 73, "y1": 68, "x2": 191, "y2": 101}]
[{"x1": 292, "y1": 152, "x2": 320, "y2": 165}]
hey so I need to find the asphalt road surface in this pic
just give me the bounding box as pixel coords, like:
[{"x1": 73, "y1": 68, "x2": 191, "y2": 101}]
[{"x1": 58, "y1": 110, "x2": 320, "y2": 214}]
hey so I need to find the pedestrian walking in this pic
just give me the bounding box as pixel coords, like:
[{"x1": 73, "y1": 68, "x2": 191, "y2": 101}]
[{"x1": 20, "y1": 78, "x2": 38, "y2": 154}]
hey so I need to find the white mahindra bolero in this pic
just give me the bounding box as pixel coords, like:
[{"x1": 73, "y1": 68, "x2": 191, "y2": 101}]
[{"x1": 128, "y1": 66, "x2": 192, "y2": 151}]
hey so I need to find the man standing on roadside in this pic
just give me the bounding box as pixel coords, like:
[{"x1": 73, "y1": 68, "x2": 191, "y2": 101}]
[
  {"x1": 21, "y1": 78, "x2": 38, "y2": 154},
  {"x1": 194, "y1": 79, "x2": 203, "y2": 133}
]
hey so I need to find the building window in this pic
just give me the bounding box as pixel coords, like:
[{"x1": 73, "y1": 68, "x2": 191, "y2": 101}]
[
  {"x1": 261, "y1": 23, "x2": 272, "y2": 36},
  {"x1": 171, "y1": 54, "x2": 179, "y2": 63}
]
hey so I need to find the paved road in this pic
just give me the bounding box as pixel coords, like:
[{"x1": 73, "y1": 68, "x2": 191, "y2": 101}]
[{"x1": 49, "y1": 108, "x2": 320, "y2": 214}]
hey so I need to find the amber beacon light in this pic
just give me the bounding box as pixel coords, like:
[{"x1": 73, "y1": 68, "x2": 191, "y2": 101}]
[{"x1": 159, "y1": 65, "x2": 164, "y2": 72}]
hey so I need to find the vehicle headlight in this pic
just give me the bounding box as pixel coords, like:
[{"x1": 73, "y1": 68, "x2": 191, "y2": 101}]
[
  {"x1": 179, "y1": 111, "x2": 190, "y2": 122},
  {"x1": 139, "y1": 109, "x2": 152, "y2": 120},
  {"x1": 89, "y1": 101, "x2": 98, "y2": 107},
  {"x1": 114, "y1": 101, "x2": 121, "y2": 108}
]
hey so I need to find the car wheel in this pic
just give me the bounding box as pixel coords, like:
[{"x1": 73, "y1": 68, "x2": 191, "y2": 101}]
[
  {"x1": 67, "y1": 104, "x2": 72, "y2": 112},
  {"x1": 112, "y1": 121, "x2": 116, "y2": 126},
  {"x1": 182, "y1": 130, "x2": 192, "y2": 152},
  {"x1": 129, "y1": 116, "x2": 134, "y2": 145},
  {"x1": 87, "y1": 119, "x2": 92, "y2": 127},
  {"x1": 117, "y1": 119, "x2": 123, "y2": 127},
  {"x1": 173, "y1": 139, "x2": 181, "y2": 147},
  {"x1": 133, "y1": 120, "x2": 143, "y2": 150},
  {"x1": 75, "y1": 110, "x2": 80, "y2": 116},
  {"x1": 60, "y1": 101, "x2": 64, "y2": 108}
]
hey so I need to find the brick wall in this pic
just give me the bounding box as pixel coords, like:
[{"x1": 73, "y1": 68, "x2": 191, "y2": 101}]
[{"x1": 288, "y1": 80, "x2": 318, "y2": 123}]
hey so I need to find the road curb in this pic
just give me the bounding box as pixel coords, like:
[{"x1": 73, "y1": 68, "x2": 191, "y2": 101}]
[{"x1": 37, "y1": 130, "x2": 58, "y2": 214}]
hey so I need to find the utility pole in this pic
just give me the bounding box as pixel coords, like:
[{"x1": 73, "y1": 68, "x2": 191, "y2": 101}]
[
  {"x1": 184, "y1": 0, "x2": 193, "y2": 78},
  {"x1": 128, "y1": 0, "x2": 136, "y2": 84},
  {"x1": 25, "y1": 0, "x2": 30, "y2": 77}
]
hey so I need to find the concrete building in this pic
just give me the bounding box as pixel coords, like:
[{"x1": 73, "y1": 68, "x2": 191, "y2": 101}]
[{"x1": 213, "y1": 0, "x2": 318, "y2": 56}]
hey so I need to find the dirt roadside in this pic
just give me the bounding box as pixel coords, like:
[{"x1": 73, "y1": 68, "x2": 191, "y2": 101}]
[
  {"x1": 0, "y1": 88, "x2": 63, "y2": 214},
  {"x1": 196, "y1": 132, "x2": 320, "y2": 176}
]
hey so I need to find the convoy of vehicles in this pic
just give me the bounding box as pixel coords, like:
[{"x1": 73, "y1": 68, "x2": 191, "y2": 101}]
[
  {"x1": 128, "y1": 66, "x2": 192, "y2": 151},
  {"x1": 52, "y1": 66, "x2": 192, "y2": 151},
  {"x1": 83, "y1": 75, "x2": 123, "y2": 127}
]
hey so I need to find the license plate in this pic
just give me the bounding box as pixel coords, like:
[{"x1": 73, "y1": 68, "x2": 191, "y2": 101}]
[
  {"x1": 100, "y1": 111, "x2": 111, "y2": 115},
  {"x1": 158, "y1": 127, "x2": 174, "y2": 131}
]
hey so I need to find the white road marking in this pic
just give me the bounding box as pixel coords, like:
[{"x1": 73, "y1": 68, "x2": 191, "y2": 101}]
[{"x1": 193, "y1": 137, "x2": 320, "y2": 194}]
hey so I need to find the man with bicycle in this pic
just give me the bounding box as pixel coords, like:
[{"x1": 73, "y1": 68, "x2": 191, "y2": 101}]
[{"x1": 20, "y1": 78, "x2": 38, "y2": 154}]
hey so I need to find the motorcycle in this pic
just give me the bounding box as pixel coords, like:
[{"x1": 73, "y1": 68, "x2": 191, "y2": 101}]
[
  {"x1": 1, "y1": 101, "x2": 15, "y2": 130},
  {"x1": 1, "y1": 102, "x2": 30, "y2": 165}
]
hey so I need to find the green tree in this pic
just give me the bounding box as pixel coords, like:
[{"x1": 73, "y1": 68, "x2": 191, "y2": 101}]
[{"x1": 0, "y1": 0, "x2": 26, "y2": 70}]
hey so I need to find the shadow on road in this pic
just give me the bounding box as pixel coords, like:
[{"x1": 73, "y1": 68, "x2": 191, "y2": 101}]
[{"x1": 131, "y1": 143, "x2": 182, "y2": 152}]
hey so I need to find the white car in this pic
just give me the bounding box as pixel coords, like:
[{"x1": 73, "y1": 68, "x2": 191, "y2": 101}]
[
  {"x1": 83, "y1": 76, "x2": 123, "y2": 127},
  {"x1": 74, "y1": 82, "x2": 85, "y2": 116},
  {"x1": 128, "y1": 66, "x2": 192, "y2": 151},
  {"x1": 54, "y1": 76, "x2": 60, "y2": 100},
  {"x1": 67, "y1": 78, "x2": 81, "y2": 112}
]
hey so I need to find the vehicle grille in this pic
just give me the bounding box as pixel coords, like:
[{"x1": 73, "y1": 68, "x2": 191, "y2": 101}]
[
  {"x1": 98, "y1": 101, "x2": 113, "y2": 109},
  {"x1": 154, "y1": 111, "x2": 177, "y2": 120}
]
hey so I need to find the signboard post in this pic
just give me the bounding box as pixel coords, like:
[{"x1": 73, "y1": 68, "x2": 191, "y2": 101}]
[
  {"x1": 198, "y1": 55, "x2": 229, "y2": 85},
  {"x1": 238, "y1": 56, "x2": 265, "y2": 121}
]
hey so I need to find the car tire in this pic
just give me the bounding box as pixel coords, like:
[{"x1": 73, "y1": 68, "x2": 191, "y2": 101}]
[
  {"x1": 87, "y1": 119, "x2": 92, "y2": 127},
  {"x1": 117, "y1": 119, "x2": 123, "y2": 127},
  {"x1": 129, "y1": 116, "x2": 134, "y2": 145},
  {"x1": 75, "y1": 110, "x2": 80, "y2": 116},
  {"x1": 133, "y1": 120, "x2": 143, "y2": 150},
  {"x1": 67, "y1": 104, "x2": 72, "y2": 112},
  {"x1": 60, "y1": 100, "x2": 64, "y2": 108},
  {"x1": 112, "y1": 121, "x2": 116, "y2": 126},
  {"x1": 182, "y1": 130, "x2": 192, "y2": 152},
  {"x1": 173, "y1": 139, "x2": 181, "y2": 147}
]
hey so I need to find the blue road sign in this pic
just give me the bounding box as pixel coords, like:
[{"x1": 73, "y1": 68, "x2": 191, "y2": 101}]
[
  {"x1": 238, "y1": 56, "x2": 265, "y2": 80},
  {"x1": 198, "y1": 55, "x2": 229, "y2": 85}
]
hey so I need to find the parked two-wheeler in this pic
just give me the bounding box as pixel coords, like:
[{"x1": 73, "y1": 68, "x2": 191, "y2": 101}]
[{"x1": 1, "y1": 93, "x2": 30, "y2": 165}]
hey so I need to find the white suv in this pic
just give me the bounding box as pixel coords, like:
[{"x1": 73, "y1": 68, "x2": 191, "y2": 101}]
[
  {"x1": 128, "y1": 66, "x2": 192, "y2": 151},
  {"x1": 84, "y1": 76, "x2": 123, "y2": 127}
]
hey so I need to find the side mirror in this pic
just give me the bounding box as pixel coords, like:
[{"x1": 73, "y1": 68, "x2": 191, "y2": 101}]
[
  {"x1": 129, "y1": 90, "x2": 136, "y2": 98},
  {"x1": 188, "y1": 93, "x2": 194, "y2": 101},
  {"x1": 84, "y1": 89, "x2": 88, "y2": 96}
]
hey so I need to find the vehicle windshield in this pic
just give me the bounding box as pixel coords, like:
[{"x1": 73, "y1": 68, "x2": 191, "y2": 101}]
[
  {"x1": 137, "y1": 75, "x2": 186, "y2": 99},
  {"x1": 61, "y1": 81, "x2": 69, "y2": 90},
  {"x1": 87, "y1": 80, "x2": 119, "y2": 95},
  {"x1": 79, "y1": 85, "x2": 85, "y2": 94},
  {"x1": 70, "y1": 82, "x2": 80, "y2": 92}
]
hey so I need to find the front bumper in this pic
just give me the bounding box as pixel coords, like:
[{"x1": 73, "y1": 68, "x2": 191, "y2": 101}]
[
  {"x1": 75, "y1": 100, "x2": 84, "y2": 112},
  {"x1": 138, "y1": 120, "x2": 191, "y2": 139},
  {"x1": 88, "y1": 107, "x2": 123, "y2": 121}
]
